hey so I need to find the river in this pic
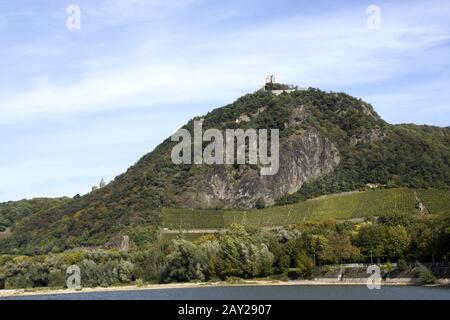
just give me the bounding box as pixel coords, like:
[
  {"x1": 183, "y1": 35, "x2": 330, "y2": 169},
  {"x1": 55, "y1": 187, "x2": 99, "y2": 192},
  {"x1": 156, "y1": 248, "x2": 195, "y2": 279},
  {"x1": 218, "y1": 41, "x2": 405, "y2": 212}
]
[{"x1": 2, "y1": 285, "x2": 450, "y2": 300}]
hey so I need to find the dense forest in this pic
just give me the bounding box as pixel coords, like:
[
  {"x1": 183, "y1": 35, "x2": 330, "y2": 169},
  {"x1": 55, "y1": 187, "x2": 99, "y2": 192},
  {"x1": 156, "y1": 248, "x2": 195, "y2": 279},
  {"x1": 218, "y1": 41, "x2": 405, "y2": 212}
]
[{"x1": 0, "y1": 198, "x2": 70, "y2": 232}]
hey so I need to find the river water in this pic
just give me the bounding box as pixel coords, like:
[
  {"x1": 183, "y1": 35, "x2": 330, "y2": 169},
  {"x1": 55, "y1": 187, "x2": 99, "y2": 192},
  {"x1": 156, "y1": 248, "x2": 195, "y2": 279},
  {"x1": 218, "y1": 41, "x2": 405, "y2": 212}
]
[{"x1": 2, "y1": 285, "x2": 450, "y2": 300}]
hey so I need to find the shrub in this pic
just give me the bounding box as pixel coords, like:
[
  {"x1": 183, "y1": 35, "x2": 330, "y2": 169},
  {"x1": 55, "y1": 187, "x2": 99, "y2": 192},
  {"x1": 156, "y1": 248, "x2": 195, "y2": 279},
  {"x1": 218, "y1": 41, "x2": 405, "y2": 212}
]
[
  {"x1": 417, "y1": 263, "x2": 437, "y2": 285},
  {"x1": 255, "y1": 198, "x2": 266, "y2": 209},
  {"x1": 135, "y1": 278, "x2": 145, "y2": 287},
  {"x1": 397, "y1": 259, "x2": 409, "y2": 271}
]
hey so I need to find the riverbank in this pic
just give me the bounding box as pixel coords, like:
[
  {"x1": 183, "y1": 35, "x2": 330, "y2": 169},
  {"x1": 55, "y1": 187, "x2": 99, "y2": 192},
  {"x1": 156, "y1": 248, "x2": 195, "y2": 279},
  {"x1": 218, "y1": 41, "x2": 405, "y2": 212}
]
[{"x1": 1, "y1": 278, "x2": 449, "y2": 298}]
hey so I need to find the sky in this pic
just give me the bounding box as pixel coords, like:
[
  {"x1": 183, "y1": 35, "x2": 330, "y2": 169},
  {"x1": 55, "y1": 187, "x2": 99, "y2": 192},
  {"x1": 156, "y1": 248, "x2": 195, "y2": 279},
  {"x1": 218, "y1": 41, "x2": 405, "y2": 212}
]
[{"x1": 0, "y1": 0, "x2": 449, "y2": 202}]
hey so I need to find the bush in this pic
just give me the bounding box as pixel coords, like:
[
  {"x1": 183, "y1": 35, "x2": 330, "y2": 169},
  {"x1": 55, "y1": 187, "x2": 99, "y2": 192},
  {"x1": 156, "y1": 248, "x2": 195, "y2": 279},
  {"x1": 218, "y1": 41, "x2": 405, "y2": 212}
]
[
  {"x1": 397, "y1": 259, "x2": 409, "y2": 271},
  {"x1": 417, "y1": 263, "x2": 437, "y2": 285},
  {"x1": 132, "y1": 246, "x2": 166, "y2": 283},
  {"x1": 255, "y1": 198, "x2": 266, "y2": 209},
  {"x1": 135, "y1": 278, "x2": 145, "y2": 287}
]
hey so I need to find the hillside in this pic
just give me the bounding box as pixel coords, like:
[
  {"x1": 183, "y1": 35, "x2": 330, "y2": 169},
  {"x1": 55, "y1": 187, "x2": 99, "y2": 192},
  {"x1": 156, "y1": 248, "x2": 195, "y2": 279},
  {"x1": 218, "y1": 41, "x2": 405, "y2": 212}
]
[
  {"x1": 1, "y1": 87, "x2": 449, "y2": 254},
  {"x1": 0, "y1": 198, "x2": 70, "y2": 232}
]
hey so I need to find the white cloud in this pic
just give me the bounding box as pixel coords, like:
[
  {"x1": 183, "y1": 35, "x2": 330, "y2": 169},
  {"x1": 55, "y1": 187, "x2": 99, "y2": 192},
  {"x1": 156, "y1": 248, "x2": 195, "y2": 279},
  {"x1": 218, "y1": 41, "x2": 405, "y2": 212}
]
[
  {"x1": 1, "y1": 1, "x2": 449, "y2": 124},
  {"x1": 364, "y1": 79, "x2": 450, "y2": 126}
]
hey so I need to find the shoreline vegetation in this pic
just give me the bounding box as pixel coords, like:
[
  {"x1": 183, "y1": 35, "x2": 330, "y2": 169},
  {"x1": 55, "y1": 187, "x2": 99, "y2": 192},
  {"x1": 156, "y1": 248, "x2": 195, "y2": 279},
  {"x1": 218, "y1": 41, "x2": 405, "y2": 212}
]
[
  {"x1": 1, "y1": 278, "x2": 449, "y2": 298},
  {"x1": 1, "y1": 216, "x2": 449, "y2": 292}
]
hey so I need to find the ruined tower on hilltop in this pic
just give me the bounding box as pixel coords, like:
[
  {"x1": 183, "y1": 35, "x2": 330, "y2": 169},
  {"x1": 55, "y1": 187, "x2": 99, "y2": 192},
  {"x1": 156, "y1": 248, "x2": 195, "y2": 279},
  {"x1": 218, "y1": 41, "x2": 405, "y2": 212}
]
[
  {"x1": 265, "y1": 74, "x2": 276, "y2": 84},
  {"x1": 263, "y1": 74, "x2": 305, "y2": 95},
  {"x1": 91, "y1": 178, "x2": 106, "y2": 192}
]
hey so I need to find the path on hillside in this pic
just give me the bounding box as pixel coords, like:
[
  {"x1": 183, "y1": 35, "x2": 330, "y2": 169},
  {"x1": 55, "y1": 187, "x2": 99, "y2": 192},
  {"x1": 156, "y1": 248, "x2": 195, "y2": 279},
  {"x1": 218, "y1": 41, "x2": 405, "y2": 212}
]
[
  {"x1": 160, "y1": 218, "x2": 367, "y2": 234},
  {"x1": 161, "y1": 226, "x2": 285, "y2": 234},
  {"x1": 161, "y1": 228, "x2": 225, "y2": 234}
]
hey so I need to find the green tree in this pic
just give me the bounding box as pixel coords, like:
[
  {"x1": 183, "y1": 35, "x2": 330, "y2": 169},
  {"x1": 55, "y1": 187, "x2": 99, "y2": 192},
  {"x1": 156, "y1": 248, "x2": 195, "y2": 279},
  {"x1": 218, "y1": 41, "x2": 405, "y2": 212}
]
[
  {"x1": 163, "y1": 240, "x2": 204, "y2": 282},
  {"x1": 217, "y1": 236, "x2": 245, "y2": 279},
  {"x1": 294, "y1": 252, "x2": 315, "y2": 279},
  {"x1": 353, "y1": 224, "x2": 384, "y2": 258},
  {"x1": 382, "y1": 225, "x2": 411, "y2": 260}
]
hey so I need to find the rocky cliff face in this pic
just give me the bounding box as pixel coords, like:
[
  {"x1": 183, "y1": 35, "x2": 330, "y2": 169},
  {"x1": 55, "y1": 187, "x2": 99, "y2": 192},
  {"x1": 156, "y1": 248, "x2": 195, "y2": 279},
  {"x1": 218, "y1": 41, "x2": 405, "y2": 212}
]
[{"x1": 179, "y1": 127, "x2": 340, "y2": 208}]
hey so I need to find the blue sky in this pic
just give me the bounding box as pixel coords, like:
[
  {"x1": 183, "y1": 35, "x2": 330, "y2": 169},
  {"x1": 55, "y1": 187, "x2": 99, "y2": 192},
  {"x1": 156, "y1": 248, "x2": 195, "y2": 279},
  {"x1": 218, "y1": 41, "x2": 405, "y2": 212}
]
[{"x1": 0, "y1": 0, "x2": 449, "y2": 202}]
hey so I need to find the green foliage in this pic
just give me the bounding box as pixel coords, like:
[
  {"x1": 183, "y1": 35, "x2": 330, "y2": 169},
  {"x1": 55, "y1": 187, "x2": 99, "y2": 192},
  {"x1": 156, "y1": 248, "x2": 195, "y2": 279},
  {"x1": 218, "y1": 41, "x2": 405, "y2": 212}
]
[
  {"x1": 216, "y1": 235, "x2": 246, "y2": 278},
  {"x1": 160, "y1": 230, "x2": 274, "y2": 282},
  {"x1": 293, "y1": 252, "x2": 315, "y2": 279},
  {"x1": 0, "y1": 197, "x2": 70, "y2": 230},
  {"x1": 132, "y1": 245, "x2": 167, "y2": 282},
  {"x1": 163, "y1": 240, "x2": 205, "y2": 282},
  {"x1": 264, "y1": 82, "x2": 291, "y2": 90},
  {"x1": 1, "y1": 215, "x2": 449, "y2": 289},
  {"x1": 127, "y1": 226, "x2": 158, "y2": 247},
  {"x1": 354, "y1": 224, "x2": 412, "y2": 261},
  {"x1": 78, "y1": 258, "x2": 134, "y2": 287},
  {"x1": 378, "y1": 213, "x2": 414, "y2": 227},
  {"x1": 0, "y1": 250, "x2": 136, "y2": 289},
  {"x1": 382, "y1": 225, "x2": 411, "y2": 260},
  {"x1": 353, "y1": 223, "x2": 384, "y2": 257},
  {"x1": 0, "y1": 216, "x2": 9, "y2": 232},
  {"x1": 397, "y1": 259, "x2": 409, "y2": 271},
  {"x1": 417, "y1": 263, "x2": 437, "y2": 285}
]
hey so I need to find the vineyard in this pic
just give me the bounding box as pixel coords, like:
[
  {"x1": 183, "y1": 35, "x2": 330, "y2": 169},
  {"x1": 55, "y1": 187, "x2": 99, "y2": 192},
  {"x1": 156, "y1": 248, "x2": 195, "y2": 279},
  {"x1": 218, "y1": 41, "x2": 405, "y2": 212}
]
[
  {"x1": 417, "y1": 189, "x2": 450, "y2": 215},
  {"x1": 162, "y1": 188, "x2": 449, "y2": 230},
  {"x1": 162, "y1": 208, "x2": 225, "y2": 229}
]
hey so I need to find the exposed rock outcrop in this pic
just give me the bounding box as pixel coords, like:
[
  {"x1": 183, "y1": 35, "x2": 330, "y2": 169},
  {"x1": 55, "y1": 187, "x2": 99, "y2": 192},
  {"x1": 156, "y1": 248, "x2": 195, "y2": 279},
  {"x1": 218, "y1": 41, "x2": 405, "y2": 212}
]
[{"x1": 180, "y1": 127, "x2": 340, "y2": 208}]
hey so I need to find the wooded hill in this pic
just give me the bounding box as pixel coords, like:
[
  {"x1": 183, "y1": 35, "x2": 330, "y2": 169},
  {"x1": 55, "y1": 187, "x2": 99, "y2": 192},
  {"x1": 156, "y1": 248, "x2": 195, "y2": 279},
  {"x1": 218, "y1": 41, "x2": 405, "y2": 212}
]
[{"x1": 1, "y1": 87, "x2": 449, "y2": 254}]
